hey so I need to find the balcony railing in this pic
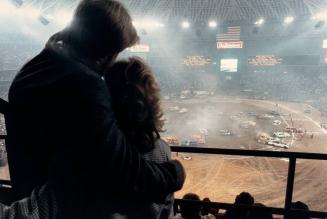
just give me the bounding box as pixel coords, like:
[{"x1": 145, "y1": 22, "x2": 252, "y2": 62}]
[
  {"x1": 171, "y1": 146, "x2": 327, "y2": 218},
  {"x1": 0, "y1": 95, "x2": 327, "y2": 218}
]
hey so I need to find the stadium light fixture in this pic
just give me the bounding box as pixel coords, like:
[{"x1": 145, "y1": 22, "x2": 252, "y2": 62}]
[
  {"x1": 312, "y1": 11, "x2": 327, "y2": 20},
  {"x1": 0, "y1": 1, "x2": 17, "y2": 16},
  {"x1": 24, "y1": 6, "x2": 41, "y2": 19},
  {"x1": 132, "y1": 19, "x2": 164, "y2": 29},
  {"x1": 132, "y1": 20, "x2": 139, "y2": 27},
  {"x1": 181, "y1": 21, "x2": 190, "y2": 29},
  {"x1": 284, "y1": 16, "x2": 294, "y2": 24},
  {"x1": 208, "y1": 20, "x2": 217, "y2": 28},
  {"x1": 254, "y1": 18, "x2": 264, "y2": 26},
  {"x1": 38, "y1": 14, "x2": 50, "y2": 25},
  {"x1": 9, "y1": 0, "x2": 23, "y2": 8},
  {"x1": 53, "y1": 11, "x2": 73, "y2": 27}
]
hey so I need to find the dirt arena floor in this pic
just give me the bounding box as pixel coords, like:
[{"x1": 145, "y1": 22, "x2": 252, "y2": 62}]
[
  {"x1": 0, "y1": 96, "x2": 326, "y2": 212},
  {"x1": 162, "y1": 96, "x2": 327, "y2": 211}
]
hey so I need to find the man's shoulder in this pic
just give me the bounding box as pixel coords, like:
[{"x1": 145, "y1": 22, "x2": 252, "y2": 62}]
[{"x1": 11, "y1": 48, "x2": 102, "y2": 91}]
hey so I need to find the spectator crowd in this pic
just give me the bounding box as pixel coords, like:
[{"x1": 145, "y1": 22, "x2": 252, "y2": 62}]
[{"x1": 174, "y1": 192, "x2": 311, "y2": 219}]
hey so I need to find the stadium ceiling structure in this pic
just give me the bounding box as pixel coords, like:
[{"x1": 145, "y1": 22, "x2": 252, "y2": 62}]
[{"x1": 16, "y1": 0, "x2": 327, "y2": 22}]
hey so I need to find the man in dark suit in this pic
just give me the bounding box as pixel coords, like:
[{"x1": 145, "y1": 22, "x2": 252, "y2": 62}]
[{"x1": 7, "y1": 0, "x2": 185, "y2": 217}]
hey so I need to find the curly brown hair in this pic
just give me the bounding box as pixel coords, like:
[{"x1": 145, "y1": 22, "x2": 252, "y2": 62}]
[{"x1": 105, "y1": 57, "x2": 164, "y2": 153}]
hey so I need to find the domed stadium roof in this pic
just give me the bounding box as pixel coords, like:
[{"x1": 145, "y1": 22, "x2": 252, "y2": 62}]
[{"x1": 18, "y1": 0, "x2": 327, "y2": 22}]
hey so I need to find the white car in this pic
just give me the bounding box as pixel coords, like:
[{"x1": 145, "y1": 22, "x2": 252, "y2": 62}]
[
  {"x1": 270, "y1": 111, "x2": 280, "y2": 116},
  {"x1": 268, "y1": 137, "x2": 281, "y2": 143},
  {"x1": 182, "y1": 155, "x2": 192, "y2": 160},
  {"x1": 239, "y1": 121, "x2": 256, "y2": 129},
  {"x1": 230, "y1": 115, "x2": 240, "y2": 121},
  {"x1": 180, "y1": 140, "x2": 198, "y2": 146},
  {"x1": 258, "y1": 114, "x2": 274, "y2": 119},
  {"x1": 247, "y1": 112, "x2": 257, "y2": 117},
  {"x1": 199, "y1": 128, "x2": 209, "y2": 136},
  {"x1": 267, "y1": 140, "x2": 276, "y2": 146},
  {"x1": 217, "y1": 111, "x2": 224, "y2": 116},
  {"x1": 304, "y1": 109, "x2": 311, "y2": 114},
  {"x1": 194, "y1": 91, "x2": 210, "y2": 96},
  {"x1": 272, "y1": 120, "x2": 282, "y2": 126},
  {"x1": 220, "y1": 130, "x2": 232, "y2": 136},
  {"x1": 238, "y1": 112, "x2": 245, "y2": 116},
  {"x1": 272, "y1": 142, "x2": 289, "y2": 149},
  {"x1": 239, "y1": 123, "x2": 250, "y2": 129},
  {"x1": 179, "y1": 108, "x2": 188, "y2": 114},
  {"x1": 263, "y1": 114, "x2": 275, "y2": 119},
  {"x1": 273, "y1": 132, "x2": 291, "y2": 138}
]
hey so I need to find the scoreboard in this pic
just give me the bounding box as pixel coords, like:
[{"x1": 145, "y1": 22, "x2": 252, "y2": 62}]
[
  {"x1": 248, "y1": 55, "x2": 282, "y2": 66},
  {"x1": 182, "y1": 56, "x2": 211, "y2": 66}
]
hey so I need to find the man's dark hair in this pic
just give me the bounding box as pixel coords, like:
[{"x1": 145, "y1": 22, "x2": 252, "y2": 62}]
[
  {"x1": 105, "y1": 57, "x2": 164, "y2": 153},
  {"x1": 63, "y1": 0, "x2": 139, "y2": 59},
  {"x1": 180, "y1": 193, "x2": 201, "y2": 219}
]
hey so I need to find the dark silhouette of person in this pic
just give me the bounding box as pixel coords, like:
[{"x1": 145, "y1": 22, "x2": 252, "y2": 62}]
[
  {"x1": 7, "y1": 0, "x2": 185, "y2": 217},
  {"x1": 201, "y1": 197, "x2": 219, "y2": 216},
  {"x1": 285, "y1": 201, "x2": 311, "y2": 219},
  {"x1": 224, "y1": 192, "x2": 255, "y2": 219},
  {"x1": 177, "y1": 193, "x2": 202, "y2": 219},
  {"x1": 246, "y1": 203, "x2": 273, "y2": 219},
  {"x1": 103, "y1": 57, "x2": 174, "y2": 218}
]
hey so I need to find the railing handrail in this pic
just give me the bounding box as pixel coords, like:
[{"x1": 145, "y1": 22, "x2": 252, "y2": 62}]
[
  {"x1": 170, "y1": 146, "x2": 327, "y2": 218},
  {"x1": 0, "y1": 179, "x2": 11, "y2": 186},
  {"x1": 170, "y1": 146, "x2": 327, "y2": 160},
  {"x1": 174, "y1": 199, "x2": 327, "y2": 218}
]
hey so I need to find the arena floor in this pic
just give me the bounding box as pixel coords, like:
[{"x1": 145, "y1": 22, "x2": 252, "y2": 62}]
[
  {"x1": 1, "y1": 96, "x2": 327, "y2": 211},
  {"x1": 162, "y1": 96, "x2": 327, "y2": 211}
]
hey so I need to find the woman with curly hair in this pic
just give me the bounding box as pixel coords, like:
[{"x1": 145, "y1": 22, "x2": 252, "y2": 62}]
[{"x1": 104, "y1": 57, "x2": 173, "y2": 219}]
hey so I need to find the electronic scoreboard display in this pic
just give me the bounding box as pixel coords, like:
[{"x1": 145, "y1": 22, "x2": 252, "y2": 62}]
[{"x1": 220, "y1": 59, "x2": 238, "y2": 72}]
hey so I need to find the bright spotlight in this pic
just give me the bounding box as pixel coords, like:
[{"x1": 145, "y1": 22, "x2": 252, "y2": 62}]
[
  {"x1": 132, "y1": 20, "x2": 139, "y2": 27},
  {"x1": 132, "y1": 19, "x2": 164, "y2": 29},
  {"x1": 208, "y1": 21, "x2": 217, "y2": 28},
  {"x1": 9, "y1": 0, "x2": 23, "y2": 8},
  {"x1": 284, "y1": 16, "x2": 294, "y2": 24},
  {"x1": 181, "y1": 21, "x2": 190, "y2": 29},
  {"x1": 54, "y1": 11, "x2": 73, "y2": 27},
  {"x1": 154, "y1": 21, "x2": 163, "y2": 28},
  {"x1": 254, "y1": 18, "x2": 264, "y2": 26},
  {"x1": 312, "y1": 11, "x2": 327, "y2": 20},
  {"x1": 24, "y1": 7, "x2": 42, "y2": 19}
]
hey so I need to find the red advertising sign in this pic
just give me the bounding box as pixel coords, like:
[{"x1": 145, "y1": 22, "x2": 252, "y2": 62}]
[
  {"x1": 127, "y1": 44, "x2": 150, "y2": 53},
  {"x1": 217, "y1": 41, "x2": 243, "y2": 49}
]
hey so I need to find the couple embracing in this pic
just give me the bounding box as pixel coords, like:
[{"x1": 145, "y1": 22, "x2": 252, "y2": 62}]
[{"x1": 4, "y1": 0, "x2": 185, "y2": 218}]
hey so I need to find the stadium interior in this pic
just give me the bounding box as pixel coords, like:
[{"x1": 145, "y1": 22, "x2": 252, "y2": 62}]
[{"x1": 2, "y1": 0, "x2": 327, "y2": 218}]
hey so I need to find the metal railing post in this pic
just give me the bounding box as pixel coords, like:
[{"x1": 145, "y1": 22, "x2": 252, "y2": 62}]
[{"x1": 284, "y1": 157, "x2": 297, "y2": 217}]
